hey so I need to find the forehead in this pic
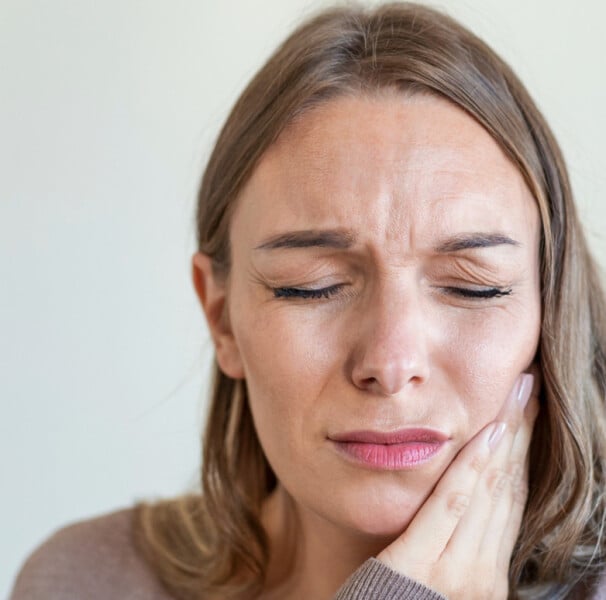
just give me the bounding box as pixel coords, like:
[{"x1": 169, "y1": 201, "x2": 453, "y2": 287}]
[{"x1": 231, "y1": 93, "x2": 537, "y2": 246}]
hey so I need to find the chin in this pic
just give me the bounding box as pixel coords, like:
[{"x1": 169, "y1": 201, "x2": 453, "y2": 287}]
[
  {"x1": 347, "y1": 508, "x2": 417, "y2": 539},
  {"x1": 325, "y1": 485, "x2": 426, "y2": 539}
]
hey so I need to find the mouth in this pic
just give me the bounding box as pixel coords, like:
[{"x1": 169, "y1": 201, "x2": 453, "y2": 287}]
[{"x1": 328, "y1": 428, "x2": 449, "y2": 471}]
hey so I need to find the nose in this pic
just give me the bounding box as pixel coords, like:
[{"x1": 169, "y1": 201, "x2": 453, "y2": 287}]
[{"x1": 350, "y1": 280, "x2": 430, "y2": 396}]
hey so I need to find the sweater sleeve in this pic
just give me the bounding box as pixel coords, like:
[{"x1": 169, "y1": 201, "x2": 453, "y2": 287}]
[{"x1": 333, "y1": 558, "x2": 446, "y2": 600}]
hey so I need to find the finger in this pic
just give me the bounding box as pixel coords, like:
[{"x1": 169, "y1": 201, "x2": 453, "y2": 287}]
[
  {"x1": 377, "y1": 421, "x2": 497, "y2": 571},
  {"x1": 495, "y1": 455, "x2": 529, "y2": 576},
  {"x1": 495, "y1": 394, "x2": 540, "y2": 571},
  {"x1": 443, "y1": 374, "x2": 534, "y2": 558},
  {"x1": 475, "y1": 378, "x2": 538, "y2": 554},
  {"x1": 479, "y1": 392, "x2": 538, "y2": 556},
  {"x1": 377, "y1": 372, "x2": 536, "y2": 577}
]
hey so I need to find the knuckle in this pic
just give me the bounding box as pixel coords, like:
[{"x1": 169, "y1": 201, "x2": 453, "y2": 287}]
[
  {"x1": 508, "y1": 460, "x2": 524, "y2": 481},
  {"x1": 509, "y1": 463, "x2": 529, "y2": 505},
  {"x1": 485, "y1": 467, "x2": 509, "y2": 495},
  {"x1": 469, "y1": 452, "x2": 488, "y2": 474},
  {"x1": 446, "y1": 491, "x2": 471, "y2": 517},
  {"x1": 490, "y1": 471, "x2": 510, "y2": 500},
  {"x1": 512, "y1": 481, "x2": 529, "y2": 505}
]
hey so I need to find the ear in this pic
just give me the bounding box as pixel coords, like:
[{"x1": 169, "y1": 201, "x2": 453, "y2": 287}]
[{"x1": 191, "y1": 252, "x2": 245, "y2": 379}]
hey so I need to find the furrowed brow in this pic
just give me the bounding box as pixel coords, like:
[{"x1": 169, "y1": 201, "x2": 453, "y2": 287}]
[
  {"x1": 254, "y1": 229, "x2": 356, "y2": 251},
  {"x1": 435, "y1": 233, "x2": 520, "y2": 253}
]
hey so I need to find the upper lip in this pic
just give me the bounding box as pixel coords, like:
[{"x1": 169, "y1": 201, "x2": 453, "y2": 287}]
[{"x1": 329, "y1": 428, "x2": 449, "y2": 444}]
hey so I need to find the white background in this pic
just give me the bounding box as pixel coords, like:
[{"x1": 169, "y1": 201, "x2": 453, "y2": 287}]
[{"x1": 1, "y1": 0, "x2": 605, "y2": 596}]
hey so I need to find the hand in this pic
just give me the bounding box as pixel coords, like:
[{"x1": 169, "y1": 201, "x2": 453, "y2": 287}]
[{"x1": 376, "y1": 372, "x2": 539, "y2": 600}]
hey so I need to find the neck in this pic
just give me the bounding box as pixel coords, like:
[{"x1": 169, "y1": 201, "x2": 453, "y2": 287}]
[{"x1": 259, "y1": 484, "x2": 395, "y2": 600}]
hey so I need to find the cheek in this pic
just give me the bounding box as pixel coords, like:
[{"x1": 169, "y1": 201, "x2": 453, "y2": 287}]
[
  {"x1": 236, "y1": 305, "x2": 336, "y2": 386},
  {"x1": 231, "y1": 302, "x2": 340, "y2": 450},
  {"x1": 439, "y1": 302, "x2": 540, "y2": 433}
]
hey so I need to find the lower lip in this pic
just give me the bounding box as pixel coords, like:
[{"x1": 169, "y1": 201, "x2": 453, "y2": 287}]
[{"x1": 332, "y1": 441, "x2": 446, "y2": 470}]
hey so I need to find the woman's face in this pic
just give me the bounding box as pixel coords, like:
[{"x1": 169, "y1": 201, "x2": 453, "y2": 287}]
[{"x1": 213, "y1": 93, "x2": 541, "y2": 537}]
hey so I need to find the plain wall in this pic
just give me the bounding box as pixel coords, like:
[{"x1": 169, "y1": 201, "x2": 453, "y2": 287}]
[{"x1": 1, "y1": 0, "x2": 605, "y2": 595}]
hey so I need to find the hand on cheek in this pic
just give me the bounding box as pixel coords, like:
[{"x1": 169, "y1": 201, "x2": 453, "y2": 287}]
[{"x1": 376, "y1": 371, "x2": 540, "y2": 600}]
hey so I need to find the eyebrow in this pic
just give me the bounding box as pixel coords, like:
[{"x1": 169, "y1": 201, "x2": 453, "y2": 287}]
[
  {"x1": 253, "y1": 229, "x2": 519, "y2": 252},
  {"x1": 435, "y1": 233, "x2": 520, "y2": 253},
  {"x1": 254, "y1": 229, "x2": 356, "y2": 250}
]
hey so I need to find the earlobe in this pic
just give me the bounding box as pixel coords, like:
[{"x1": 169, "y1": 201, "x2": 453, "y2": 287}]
[{"x1": 191, "y1": 252, "x2": 245, "y2": 379}]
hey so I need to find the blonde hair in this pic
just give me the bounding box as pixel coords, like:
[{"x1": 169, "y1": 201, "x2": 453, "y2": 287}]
[{"x1": 134, "y1": 3, "x2": 606, "y2": 598}]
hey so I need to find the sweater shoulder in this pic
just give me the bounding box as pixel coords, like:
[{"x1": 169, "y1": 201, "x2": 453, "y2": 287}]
[{"x1": 10, "y1": 508, "x2": 172, "y2": 600}]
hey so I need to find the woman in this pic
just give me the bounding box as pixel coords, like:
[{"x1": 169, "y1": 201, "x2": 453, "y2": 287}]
[{"x1": 11, "y1": 2, "x2": 606, "y2": 599}]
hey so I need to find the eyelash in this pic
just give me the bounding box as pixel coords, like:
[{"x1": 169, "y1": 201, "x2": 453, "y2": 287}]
[
  {"x1": 272, "y1": 285, "x2": 512, "y2": 301},
  {"x1": 273, "y1": 284, "x2": 344, "y2": 300},
  {"x1": 442, "y1": 286, "x2": 512, "y2": 299}
]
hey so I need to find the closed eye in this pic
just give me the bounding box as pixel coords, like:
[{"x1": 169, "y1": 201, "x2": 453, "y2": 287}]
[
  {"x1": 271, "y1": 284, "x2": 511, "y2": 301},
  {"x1": 443, "y1": 286, "x2": 512, "y2": 299},
  {"x1": 272, "y1": 284, "x2": 344, "y2": 300}
]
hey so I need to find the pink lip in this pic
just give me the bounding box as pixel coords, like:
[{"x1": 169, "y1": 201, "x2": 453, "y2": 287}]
[{"x1": 329, "y1": 428, "x2": 449, "y2": 471}]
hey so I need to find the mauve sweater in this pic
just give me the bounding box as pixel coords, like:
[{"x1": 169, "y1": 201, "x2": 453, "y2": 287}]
[{"x1": 9, "y1": 509, "x2": 606, "y2": 599}]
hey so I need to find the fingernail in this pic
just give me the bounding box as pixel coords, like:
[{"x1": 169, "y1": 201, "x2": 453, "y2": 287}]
[
  {"x1": 517, "y1": 373, "x2": 534, "y2": 409},
  {"x1": 488, "y1": 422, "x2": 506, "y2": 450}
]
